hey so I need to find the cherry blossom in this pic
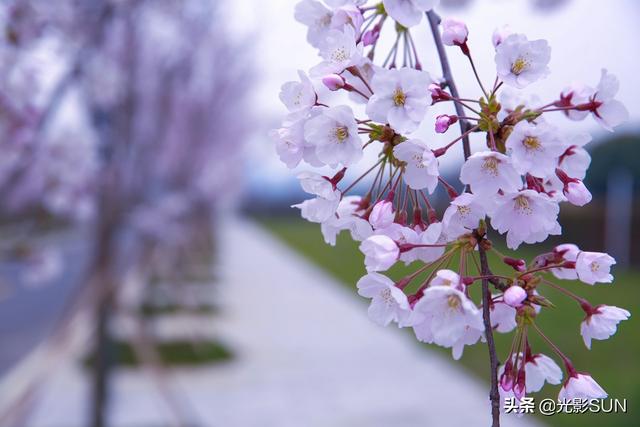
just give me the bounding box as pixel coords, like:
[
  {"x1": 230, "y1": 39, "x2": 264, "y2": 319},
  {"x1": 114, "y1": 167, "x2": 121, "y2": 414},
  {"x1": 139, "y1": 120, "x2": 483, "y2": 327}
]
[
  {"x1": 411, "y1": 285, "x2": 484, "y2": 355},
  {"x1": 292, "y1": 195, "x2": 340, "y2": 223},
  {"x1": 575, "y1": 251, "x2": 616, "y2": 285},
  {"x1": 393, "y1": 139, "x2": 439, "y2": 191},
  {"x1": 357, "y1": 272, "x2": 411, "y2": 326},
  {"x1": 304, "y1": 105, "x2": 362, "y2": 166},
  {"x1": 279, "y1": 70, "x2": 316, "y2": 112},
  {"x1": 460, "y1": 151, "x2": 521, "y2": 196},
  {"x1": 294, "y1": 0, "x2": 334, "y2": 48},
  {"x1": 442, "y1": 193, "x2": 485, "y2": 238},
  {"x1": 558, "y1": 83, "x2": 592, "y2": 121},
  {"x1": 366, "y1": 67, "x2": 432, "y2": 133},
  {"x1": 505, "y1": 121, "x2": 566, "y2": 177},
  {"x1": 525, "y1": 353, "x2": 563, "y2": 392},
  {"x1": 321, "y1": 195, "x2": 373, "y2": 245},
  {"x1": 589, "y1": 69, "x2": 629, "y2": 131},
  {"x1": 581, "y1": 305, "x2": 630, "y2": 349},
  {"x1": 382, "y1": 0, "x2": 439, "y2": 28},
  {"x1": 490, "y1": 301, "x2": 517, "y2": 333},
  {"x1": 272, "y1": 111, "x2": 322, "y2": 169},
  {"x1": 490, "y1": 190, "x2": 560, "y2": 249},
  {"x1": 360, "y1": 234, "x2": 399, "y2": 272},
  {"x1": 495, "y1": 34, "x2": 551, "y2": 88},
  {"x1": 557, "y1": 132, "x2": 592, "y2": 180},
  {"x1": 430, "y1": 269, "x2": 461, "y2": 288},
  {"x1": 297, "y1": 171, "x2": 339, "y2": 200},
  {"x1": 403, "y1": 222, "x2": 446, "y2": 264},
  {"x1": 558, "y1": 373, "x2": 607, "y2": 401},
  {"x1": 310, "y1": 26, "x2": 363, "y2": 76}
]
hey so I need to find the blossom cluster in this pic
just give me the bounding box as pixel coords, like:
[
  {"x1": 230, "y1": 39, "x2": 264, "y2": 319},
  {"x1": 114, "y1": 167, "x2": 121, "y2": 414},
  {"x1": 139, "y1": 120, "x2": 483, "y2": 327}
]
[{"x1": 272, "y1": 0, "x2": 631, "y2": 413}]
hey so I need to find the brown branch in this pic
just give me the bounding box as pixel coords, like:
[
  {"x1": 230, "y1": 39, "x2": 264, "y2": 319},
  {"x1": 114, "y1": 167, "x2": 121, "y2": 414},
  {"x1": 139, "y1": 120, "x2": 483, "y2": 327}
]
[
  {"x1": 427, "y1": 10, "x2": 501, "y2": 426},
  {"x1": 479, "y1": 239, "x2": 501, "y2": 425},
  {"x1": 426, "y1": 11, "x2": 471, "y2": 160}
]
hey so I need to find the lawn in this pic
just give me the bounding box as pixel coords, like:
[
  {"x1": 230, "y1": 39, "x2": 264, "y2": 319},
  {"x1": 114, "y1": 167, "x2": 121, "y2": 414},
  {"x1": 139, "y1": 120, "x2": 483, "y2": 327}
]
[{"x1": 260, "y1": 216, "x2": 638, "y2": 427}]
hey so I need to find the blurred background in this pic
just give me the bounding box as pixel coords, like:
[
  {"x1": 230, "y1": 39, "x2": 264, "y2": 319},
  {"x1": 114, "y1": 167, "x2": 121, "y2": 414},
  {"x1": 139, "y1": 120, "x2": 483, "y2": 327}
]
[{"x1": 0, "y1": 0, "x2": 638, "y2": 426}]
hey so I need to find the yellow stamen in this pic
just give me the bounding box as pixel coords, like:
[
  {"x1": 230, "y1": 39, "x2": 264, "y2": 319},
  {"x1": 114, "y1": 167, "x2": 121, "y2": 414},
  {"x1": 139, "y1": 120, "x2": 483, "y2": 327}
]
[
  {"x1": 514, "y1": 195, "x2": 532, "y2": 214},
  {"x1": 393, "y1": 88, "x2": 406, "y2": 106},
  {"x1": 523, "y1": 136, "x2": 541, "y2": 151},
  {"x1": 447, "y1": 294, "x2": 461, "y2": 310},
  {"x1": 457, "y1": 205, "x2": 471, "y2": 218},
  {"x1": 511, "y1": 57, "x2": 528, "y2": 75},
  {"x1": 380, "y1": 287, "x2": 394, "y2": 305},
  {"x1": 335, "y1": 126, "x2": 349, "y2": 142},
  {"x1": 331, "y1": 47, "x2": 348, "y2": 62},
  {"x1": 481, "y1": 156, "x2": 499, "y2": 177}
]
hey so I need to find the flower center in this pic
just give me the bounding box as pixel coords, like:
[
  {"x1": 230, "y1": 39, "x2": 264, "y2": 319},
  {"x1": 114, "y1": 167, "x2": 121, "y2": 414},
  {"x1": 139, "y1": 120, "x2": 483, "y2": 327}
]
[
  {"x1": 317, "y1": 13, "x2": 332, "y2": 28},
  {"x1": 481, "y1": 156, "x2": 499, "y2": 176},
  {"x1": 514, "y1": 195, "x2": 532, "y2": 214},
  {"x1": 511, "y1": 57, "x2": 529, "y2": 75},
  {"x1": 393, "y1": 88, "x2": 406, "y2": 106},
  {"x1": 590, "y1": 261, "x2": 600, "y2": 272},
  {"x1": 293, "y1": 91, "x2": 303, "y2": 106},
  {"x1": 412, "y1": 152, "x2": 424, "y2": 168},
  {"x1": 334, "y1": 126, "x2": 349, "y2": 142},
  {"x1": 523, "y1": 136, "x2": 541, "y2": 151},
  {"x1": 380, "y1": 287, "x2": 394, "y2": 305},
  {"x1": 447, "y1": 294, "x2": 461, "y2": 310},
  {"x1": 457, "y1": 205, "x2": 471, "y2": 218},
  {"x1": 331, "y1": 47, "x2": 348, "y2": 62}
]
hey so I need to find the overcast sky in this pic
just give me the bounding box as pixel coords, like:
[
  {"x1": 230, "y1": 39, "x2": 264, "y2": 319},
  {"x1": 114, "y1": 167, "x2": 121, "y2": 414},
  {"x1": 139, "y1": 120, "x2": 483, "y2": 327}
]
[{"x1": 228, "y1": 0, "x2": 640, "y2": 194}]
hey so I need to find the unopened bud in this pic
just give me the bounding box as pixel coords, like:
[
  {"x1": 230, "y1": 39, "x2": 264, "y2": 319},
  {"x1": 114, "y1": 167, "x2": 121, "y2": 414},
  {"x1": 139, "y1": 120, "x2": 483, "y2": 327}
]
[
  {"x1": 503, "y1": 257, "x2": 526, "y2": 272},
  {"x1": 435, "y1": 114, "x2": 458, "y2": 133},
  {"x1": 362, "y1": 29, "x2": 380, "y2": 46},
  {"x1": 369, "y1": 200, "x2": 395, "y2": 229},
  {"x1": 504, "y1": 285, "x2": 527, "y2": 308},
  {"x1": 564, "y1": 180, "x2": 592, "y2": 207},
  {"x1": 322, "y1": 74, "x2": 345, "y2": 91},
  {"x1": 442, "y1": 18, "x2": 469, "y2": 49},
  {"x1": 429, "y1": 83, "x2": 450, "y2": 103}
]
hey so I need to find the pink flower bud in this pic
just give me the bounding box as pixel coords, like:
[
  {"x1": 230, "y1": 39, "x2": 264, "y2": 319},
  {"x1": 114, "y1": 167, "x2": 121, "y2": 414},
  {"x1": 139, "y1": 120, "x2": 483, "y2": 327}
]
[
  {"x1": 499, "y1": 359, "x2": 514, "y2": 392},
  {"x1": 503, "y1": 257, "x2": 526, "y2": 272},
  {"x1": 362, "y1": 29, "x2": 380, "y2": 46},
  {"x1": 441, "y1": 18, "x2": 468, "y2": 47},
  {"x1": 435, "y1": 114, "x2": 458, "y2": 133},
  {"x1": 513, "y1": 375, "x2": 526, "y2": 400},
  {"x1": 564, "y1": 180, "x2": 592, "y2": 206},
  {"x1": 322, "y1": 74, "x2": 345, "y2": 91},
  {"x1": 503, "y1": 285, "x2": 527, "y2": 308},
  {"x1": 429, "y1": 83, "x2": 450, "y2": 103},
  {"x1": 369, "y1": 200, "x2": 395, "y2": 229}
]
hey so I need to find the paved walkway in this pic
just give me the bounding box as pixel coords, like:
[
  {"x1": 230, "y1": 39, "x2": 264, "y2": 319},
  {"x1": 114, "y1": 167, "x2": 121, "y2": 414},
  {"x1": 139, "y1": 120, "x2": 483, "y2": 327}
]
[{"x1": 12, "y1": 218, "x2": 541, "y2": 427}]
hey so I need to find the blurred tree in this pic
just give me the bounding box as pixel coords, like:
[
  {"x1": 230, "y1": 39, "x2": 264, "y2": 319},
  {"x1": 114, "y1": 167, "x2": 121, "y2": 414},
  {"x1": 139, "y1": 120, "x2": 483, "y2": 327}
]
[{"x1": 0, "y1": 0, "x2": 251, "y2": 426}]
